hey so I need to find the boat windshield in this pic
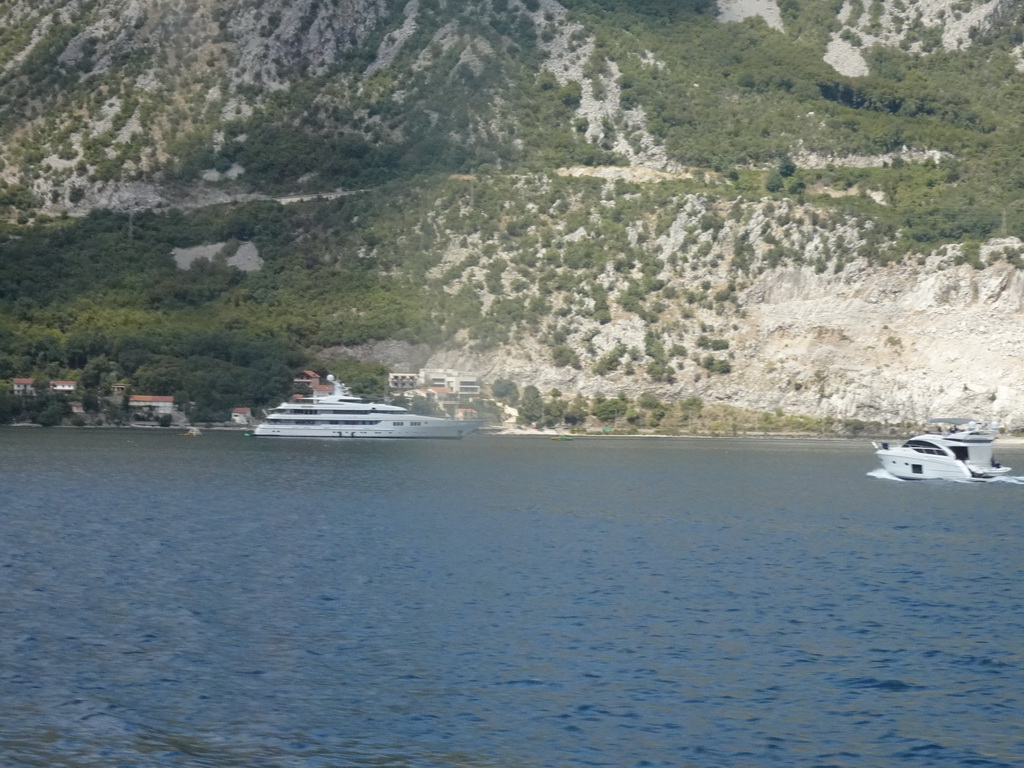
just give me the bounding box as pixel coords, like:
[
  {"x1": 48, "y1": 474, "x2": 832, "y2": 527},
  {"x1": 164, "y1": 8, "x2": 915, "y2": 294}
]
[{"x1": 902, "y1": 439, "x2": 948, "y2": 455}]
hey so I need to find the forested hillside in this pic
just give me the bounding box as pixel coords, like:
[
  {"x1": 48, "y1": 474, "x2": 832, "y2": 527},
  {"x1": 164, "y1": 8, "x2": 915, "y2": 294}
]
[{"x1": 2, "y1": 0, "x2": 1024, "y2": 430}]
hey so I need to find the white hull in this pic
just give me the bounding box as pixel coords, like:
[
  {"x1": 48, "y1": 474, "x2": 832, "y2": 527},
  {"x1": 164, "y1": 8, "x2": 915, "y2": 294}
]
[
  {"x1": 254, "y1": 420, "x2": 481, "y2": 439},
  {"x1": 873, "y1": 419, "x2": 1010, "y2": 481},
  {"x1": 875, "y1": 449, "x2": 1010, "y2": 481}
]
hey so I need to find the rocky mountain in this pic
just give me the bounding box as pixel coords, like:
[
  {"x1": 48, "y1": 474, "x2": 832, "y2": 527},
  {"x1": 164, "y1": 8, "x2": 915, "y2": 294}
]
[
  {"x1": 3, "y1": 0, "x2": 1024, "y2": 429},
  {"x1": 392, "y1": 188, "x2": 1024, "y2": 428}
]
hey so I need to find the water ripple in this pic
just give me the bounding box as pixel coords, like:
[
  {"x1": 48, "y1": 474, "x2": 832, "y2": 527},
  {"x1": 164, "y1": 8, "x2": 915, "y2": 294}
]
[{"x1": 1, "y1": 431, "x2": 1023, "y2": 767}]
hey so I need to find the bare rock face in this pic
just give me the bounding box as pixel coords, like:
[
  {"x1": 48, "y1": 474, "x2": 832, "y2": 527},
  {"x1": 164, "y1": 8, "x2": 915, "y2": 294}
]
[
  {"x1": 424, "y1": 229, "x2": 1024, "y2": 429},
  {"x1": 325, "y1": 341, "x2": 435, "y2": 372},
  {"x1": 716, "y1": 0, "x2": 784, "y2": 30},
  {"x1": 714, "y1": 0, "x2": 1023, "y2": 77},
  {"x1": 824, "y1": 0, "x2": 1018, "y2": 76},
  {"x1": 227, "y1": 0, "x2": 390, "y2": 88},
  {"x1": 730, "y1": 257, "x2": 1024, "y2": 425}
]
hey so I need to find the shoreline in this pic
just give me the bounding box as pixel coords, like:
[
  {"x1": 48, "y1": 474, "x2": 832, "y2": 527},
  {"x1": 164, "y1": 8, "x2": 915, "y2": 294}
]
[
  {"x1": 8, "y1": 422, "x2": 1024, "y2": 443},
  {"x1": 480, "y1": 426, "x2": 1024, "y2": 443}
]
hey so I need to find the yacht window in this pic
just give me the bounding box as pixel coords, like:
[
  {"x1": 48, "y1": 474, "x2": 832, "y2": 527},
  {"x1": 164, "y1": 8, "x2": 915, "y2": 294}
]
[{"x1": 904, "y1": 439, "x2": 946, "y2": 455}]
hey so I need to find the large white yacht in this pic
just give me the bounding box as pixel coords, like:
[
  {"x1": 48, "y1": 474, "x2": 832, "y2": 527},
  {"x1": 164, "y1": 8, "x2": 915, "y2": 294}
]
[
  {"x1": 873, "y1": 418, "x2": 1011, "y2": 481},
  {"x1": 254, "y1": 375, "x2": 483, "y2": 439}
]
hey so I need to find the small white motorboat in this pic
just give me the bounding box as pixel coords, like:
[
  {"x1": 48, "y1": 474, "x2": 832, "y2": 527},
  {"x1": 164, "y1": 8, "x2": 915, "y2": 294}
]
[{"x1": 873, "y1": 418, "x2": 1011, "y2": 481}]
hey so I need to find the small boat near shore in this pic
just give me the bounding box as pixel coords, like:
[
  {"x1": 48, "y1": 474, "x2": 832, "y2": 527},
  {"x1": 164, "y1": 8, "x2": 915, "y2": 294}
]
[
  {"x1": 254, "y1": 375, "x2": 483, "y2": 439},
  {"x1": 873, "y1": 418, "x2": 1011, "y2": 481}
]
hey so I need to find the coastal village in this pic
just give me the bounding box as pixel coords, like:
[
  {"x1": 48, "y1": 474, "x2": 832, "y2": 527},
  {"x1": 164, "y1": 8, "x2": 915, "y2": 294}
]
[{"x1": 5, "y1": 368, "x2": 486, "y2": 429}]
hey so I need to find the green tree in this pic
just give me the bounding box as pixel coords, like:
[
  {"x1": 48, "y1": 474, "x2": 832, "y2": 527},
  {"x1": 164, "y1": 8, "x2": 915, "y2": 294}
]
[
  {"x1": 591, "y1": 394, "x2": 628, "y2": 423},
  {"x1": 765, "y1": 170, "x2": 785, "y2": 193},
  {"x1": 551, "y1": 344, "x2": 581, "y2": 368},
  {"x1": 81, "y1": 391, "x2": 100, "y2": 413},
  {"x1": 134, "y1": 356, "x2": 187, "y2": 395},
  {"x1": 81, "y1": 355, "x2": 117, "y2": 391},
  {"x1": 0, "y1": 390, "x2": 15, "y2": 423},
  {"x1": 543, "y1": 395, "x2": 566, "y2": 427},
  {"x1": 518, "y1": 384, "x2": 544, "y2": 424},
  {"x1": 491, "y1": 378, "x2": 519, "y2": 403},
  {"x1": 408, "y1": 394, "x2": 440, "y2": 416},
  {"x1": 563, "y1": 394, "x2": 590, "y2": 426},
  {"x1": 679, "y1": 396, "x2": 704, "y2": 431}
]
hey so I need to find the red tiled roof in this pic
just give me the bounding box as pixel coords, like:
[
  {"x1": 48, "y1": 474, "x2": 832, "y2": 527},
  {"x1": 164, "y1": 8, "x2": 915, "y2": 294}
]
[
  {"x1": 232, "y1": 407, "x2": 251, "y2": 413},
  {"x1": 13, "y1": 378, "x2": 33, "y2": 384},
  {"x1": 130, "y1": 395, "x2": 174, "y2": 403}
]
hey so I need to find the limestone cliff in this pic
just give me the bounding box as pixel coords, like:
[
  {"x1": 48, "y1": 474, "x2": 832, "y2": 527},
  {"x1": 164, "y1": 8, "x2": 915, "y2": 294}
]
[
  {"x1": 424, "y1": 253, "x2": 1024, "y2": 428},
  {"x1": 415, "y1": 184, "x2": 1024, "y2": 429}
]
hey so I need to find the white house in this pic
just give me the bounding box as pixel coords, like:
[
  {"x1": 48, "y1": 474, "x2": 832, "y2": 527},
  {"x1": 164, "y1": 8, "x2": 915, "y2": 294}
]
[
  {"x1": 12, "y1": 378, "x2": 35, "y2": 397},
  {"x1": 11, "y1": 378, "x2": 77, "y2": 396},
  {"x1": 388, "y1": 372, "x2": 419, "y2": 392},
  {"x1": 419, "y1": 369, "x2": 481, "y2": 395}
]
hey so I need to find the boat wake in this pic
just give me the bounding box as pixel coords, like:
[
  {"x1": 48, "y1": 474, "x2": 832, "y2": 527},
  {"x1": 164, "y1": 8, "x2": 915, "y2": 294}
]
[
  {"x1": 867, "y1": 468, "x2": 904, "y2": 481},
  {"x1": 987, "y1": 475, "x2": 1024, "y2": 485},
  {"x1": 867, "y1": 468, "x2": 1024, "y2": 484}
]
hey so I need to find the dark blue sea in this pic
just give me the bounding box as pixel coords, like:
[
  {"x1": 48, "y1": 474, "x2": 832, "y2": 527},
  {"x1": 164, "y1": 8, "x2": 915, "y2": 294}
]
[{"x1": 2, "y1": 428, "x2": 1022, "y2": 767}]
